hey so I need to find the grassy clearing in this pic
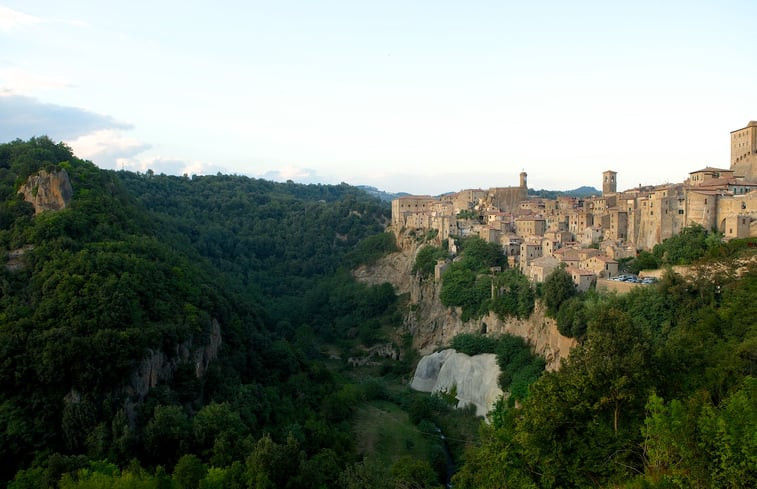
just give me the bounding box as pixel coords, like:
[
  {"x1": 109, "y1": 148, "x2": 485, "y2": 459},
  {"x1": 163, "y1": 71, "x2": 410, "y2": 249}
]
[{"x1": 353, "y1": 400, "x2": 437, "y2": 466}]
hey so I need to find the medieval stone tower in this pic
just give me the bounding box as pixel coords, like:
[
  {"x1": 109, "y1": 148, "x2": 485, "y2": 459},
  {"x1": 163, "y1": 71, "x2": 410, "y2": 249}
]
[
  {"x1": 731, "y1": 121, "x2": 757, "y2": 181},
  {"x1": 602, "y1": 170, "x2": 617, "y2": 196},
  {"x1": 520, "y1": 171, "x2": 528, "y2": 189}
]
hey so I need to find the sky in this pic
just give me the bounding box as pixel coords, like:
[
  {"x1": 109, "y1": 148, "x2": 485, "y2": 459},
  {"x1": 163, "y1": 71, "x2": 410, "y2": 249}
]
[{"x1": 1, "y1": 1, "x2": 756, "y2": 195}]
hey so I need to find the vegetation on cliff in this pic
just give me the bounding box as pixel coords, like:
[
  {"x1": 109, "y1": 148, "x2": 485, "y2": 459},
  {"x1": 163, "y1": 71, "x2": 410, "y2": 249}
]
[
  {"x1": 449, "y1": 333, "x2": 545, "y2": 403},
  {"x1": 436, "y1": 236, "x2": 533, "y2": 322},
  {"x1": 0, "y1": 137, "x2": 432, "y2": 488},
  {"x1": 2, "y1": 137, "x2": 755, "y2": 488},
  {"x1": 626, "y1": 222, "x2": 732, "y2": 274},
  {"x1": 453, "y1": 250, "x2": 757, "y2": 488}
]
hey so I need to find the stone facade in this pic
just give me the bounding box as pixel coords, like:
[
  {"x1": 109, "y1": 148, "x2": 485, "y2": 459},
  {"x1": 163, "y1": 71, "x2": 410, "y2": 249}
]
[
  {"x1": 731, "y1": 121, "x2": 757, "y2": 180},
  {"x1": 515, "y1": 216, "x2": 546, "y2": 238},
  {"x1": 603, "y1": 170, "x2": 617, "y2": 196},
  {"x1": 390, "y1": 122, "x2": 757, "y2": 284}
]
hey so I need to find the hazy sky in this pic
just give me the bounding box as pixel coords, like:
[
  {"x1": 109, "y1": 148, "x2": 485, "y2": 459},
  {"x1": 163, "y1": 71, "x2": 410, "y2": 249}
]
[{"x1": 1, "y1": 1, "x2": 756, "y2": 195}]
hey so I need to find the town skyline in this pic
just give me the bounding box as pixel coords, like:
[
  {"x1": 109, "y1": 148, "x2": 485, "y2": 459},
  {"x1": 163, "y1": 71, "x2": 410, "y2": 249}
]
[{"x1": 2, "y1": 2, "x2": 757, "y2": 195}]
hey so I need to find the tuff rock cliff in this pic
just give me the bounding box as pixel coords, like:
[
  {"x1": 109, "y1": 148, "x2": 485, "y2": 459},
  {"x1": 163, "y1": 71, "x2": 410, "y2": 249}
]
[
  {"x1": 410, "y1": 349, "x2": 503, "y2": 416},
  {"x1": 17, "y1": 168, "x2": 73, "y2": 214},
  {"x1": 129, "y1": 318, "x2": 223, "y2": 401},
  {"x1": 354, "y1": 233, "x2": 576, "y2": 371}
]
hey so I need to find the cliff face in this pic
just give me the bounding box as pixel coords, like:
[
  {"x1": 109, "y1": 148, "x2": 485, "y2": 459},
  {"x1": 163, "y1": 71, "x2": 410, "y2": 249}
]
[
  {"x1": 354, "y1": 234, "x2": 576, "y2": 371},
  {"x1": 17, "y1": 169, "x2": 73, "y2": 214},
  {"x1": 129, "y1": 319, "x2": 223, "y2": 400},
  {"x1": 410, "y1": 349, "x2": 503, "y2": 417}
]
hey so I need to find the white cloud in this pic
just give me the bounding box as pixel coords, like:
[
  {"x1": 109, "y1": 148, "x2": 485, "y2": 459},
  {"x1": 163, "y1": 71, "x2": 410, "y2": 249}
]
[
  {"x1": 259, "y1": 166, "x2": 328, "y2": 184},
  {"x1": 106, "y1": 154, "x2": 228, "y2": 177},
  {"x1": 66, "y1": 129, "x2": 149, "y2": 168},
  {"x1": 0, "y1": 5, "x2": 87, "y2": 32},
  {"x1": 0, "y1": 68, "x2": 72, "y2": 96},
  {"x1": 0, "y1": 6, "x2": 41, "y2": 32},
  {"x1": 0, "y1": 94, "x2": 131, "y2": 141}
]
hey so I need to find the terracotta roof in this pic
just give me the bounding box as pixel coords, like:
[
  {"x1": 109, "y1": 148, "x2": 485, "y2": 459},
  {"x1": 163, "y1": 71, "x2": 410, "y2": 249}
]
[
  {"x1": 531, "y1": 256, "x2": 560, "y2": 267},
  {"x1": 689, "y1": 167, "x2": 734, "y2": 174},
  {"x1": 592, "y1": 255, "x2": 617, "y2": 263},
  {"x1": 516, "y1": 216, "x2": 546, "y2": 221},
  {"x1": 395, "y1": 195, "x2": 436, "y2": 200},
  {"x1": 566, "y1": 266, "x2": 595, "y2": 276},
  {"x1": 730, "y1": 121, "x2": 757, "y2": 133},
  {"x1": 688, "y1": 189, "x2": 733, "y2": 197}
]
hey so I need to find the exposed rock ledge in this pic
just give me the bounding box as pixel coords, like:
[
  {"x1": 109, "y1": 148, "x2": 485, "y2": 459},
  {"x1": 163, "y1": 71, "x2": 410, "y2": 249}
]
[
  {"x1": 410, "y1": 349, "x2": 503, "y2": 417},
  {"x1": 129, "y1": 319, "x2": 222, "y2": 400},
  {"x1": 355, "y1": 237, "x2": 576, "y2": 371},
  {"x1": 17, "y1": 168, "x2": 73, "y2": 214}
]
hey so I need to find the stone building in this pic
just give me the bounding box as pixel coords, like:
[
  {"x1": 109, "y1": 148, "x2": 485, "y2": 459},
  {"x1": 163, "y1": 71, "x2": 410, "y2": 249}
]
[
  {"x1": 731, "y1": 121, "x2": 757, "y2": 180},
  {"x1": 580, "y1": 255, "x2": 619, "y2": 279},
  {"x1": 528, "y1": 255, "x2": 560, "y2": 282},
  {"x1": 391, "y1": 121, "x2": 757, "y2": 255},
  {"x1": 603, "y1": 170, "x2": 617, "y2": 196},
  {"x1": 519, "y1": 238, "x2": 544, "y2": 271},
  {"x1": 391, "y1": 196, "x2": 457, "y2": 242},
  {"x1": 568, "y1": 211, "x2": 593, "y2": 236},
  {"x1": 488, "y1": 173, "x2": 529, "y2": 212},
  {"x1": 391, "y1": 196, "x2": 435, "y2": 228},
  {"x1": 566, "y1": 266, "x2": 596, "y2": 292},
  {"x1": 689, "y1": 167, "x2": 735, "y2": 186},
  {"x1": 515, "y1": 216, "x2": 546, "y2": 238}
]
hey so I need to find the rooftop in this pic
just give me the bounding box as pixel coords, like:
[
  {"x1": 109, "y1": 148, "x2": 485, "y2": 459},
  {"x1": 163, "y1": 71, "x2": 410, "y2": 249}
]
[
  {"x1": 689, "y1": 167, "x2": 734, "y2": 174},
  {"x1": 730, "y1": 121, "x2": 757, "y2": 133},
  {"x1": 566, "y1": 266, "x2": 595, "y2": 276}
]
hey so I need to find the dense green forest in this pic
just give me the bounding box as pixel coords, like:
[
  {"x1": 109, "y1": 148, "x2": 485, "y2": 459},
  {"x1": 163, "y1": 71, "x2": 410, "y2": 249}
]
[
  {"x1": 1, "y1": 137, "x2": 755, "y2": 488},
  {"x1": 0, "y1": 137, "x2": 458, "y2": 489},
  {"x1": 453, "y1": 253, "x2": 757, "y2": 488}
]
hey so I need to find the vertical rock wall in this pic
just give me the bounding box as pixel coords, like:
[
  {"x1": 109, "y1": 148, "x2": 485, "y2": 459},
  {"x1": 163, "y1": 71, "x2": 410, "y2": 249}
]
[
  {"x1": 410, "y1": 349, "x2": 504, "y2": 417},
  {"x1": 354, "y1": 236, "x2": 576, "y2": 371},
  {"x1": 18, "y1": 169, "x2": 73, "y2": 214}
]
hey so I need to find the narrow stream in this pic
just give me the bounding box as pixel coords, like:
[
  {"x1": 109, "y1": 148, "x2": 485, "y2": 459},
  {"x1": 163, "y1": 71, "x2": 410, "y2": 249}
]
[{"x1": 435, "y1": 426, "x2": 455, "y2": 488}]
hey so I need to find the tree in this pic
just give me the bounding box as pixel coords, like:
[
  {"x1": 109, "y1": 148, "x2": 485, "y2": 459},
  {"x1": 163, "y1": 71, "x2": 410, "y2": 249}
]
[
  {"x1": 542, "y1": 266, "x2": 575, "y2": 316},
  {"x1": 412, "y1": 245, "x2": 446, "y2": 278},
  {"x1": 174, "y1": 454, "x2": 208, "y2": 489},
  {"x1": 390, "y1": 456, "x2": 443, "y2": 489},
  {"x1": 143, "y1": 405, "x2": 191, "y2": 466}
]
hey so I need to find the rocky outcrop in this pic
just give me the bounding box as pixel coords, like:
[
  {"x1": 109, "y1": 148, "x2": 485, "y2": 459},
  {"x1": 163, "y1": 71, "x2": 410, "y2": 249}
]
[
  {"x1": 347, "y1": 342, "x2": 400, "y2": 366},
  {"x1": 410, "y1": 349, "x2": 503, "y2": 417},
  {"x1": 17, "y1": 169, "x2": 73, "y2": 214},
  {"x1": 355, "y1": 237, "x2": 576, "y2": 371},
  {"x1": 5, "y1": 245, "x2": 33, "y2": 272},
  {"x1": 129, "y1": 319, "x2": 222, "y2": 400}
]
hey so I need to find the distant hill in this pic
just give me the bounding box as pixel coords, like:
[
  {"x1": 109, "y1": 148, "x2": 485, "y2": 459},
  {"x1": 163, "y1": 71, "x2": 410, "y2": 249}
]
[
  {"x1": 528, "y1": 185, "x2": 600, "y2": 199},
  {"x1": 357, "y1": 185, "x2": 410, "y2": 202},
  {"x1": 361, "y1": 185, "x2": 600, "y2": 201}
]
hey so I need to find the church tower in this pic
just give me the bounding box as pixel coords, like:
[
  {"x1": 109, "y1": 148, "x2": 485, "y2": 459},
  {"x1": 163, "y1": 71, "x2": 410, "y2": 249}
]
[{"x1": 602, "y1": 170, "x2": 617, "y2": 196}]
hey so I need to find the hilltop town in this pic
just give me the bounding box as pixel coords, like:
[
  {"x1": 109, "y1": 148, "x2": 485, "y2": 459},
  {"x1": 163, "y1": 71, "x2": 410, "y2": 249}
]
[{"x1": 391, "y1": 121, "x2": 757, "y2": 289}]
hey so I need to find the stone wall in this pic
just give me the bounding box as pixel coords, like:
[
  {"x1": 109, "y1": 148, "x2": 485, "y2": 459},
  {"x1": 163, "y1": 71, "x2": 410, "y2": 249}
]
[{"x1": 488, "y1": 186, "x2": 528, "y2": 213}]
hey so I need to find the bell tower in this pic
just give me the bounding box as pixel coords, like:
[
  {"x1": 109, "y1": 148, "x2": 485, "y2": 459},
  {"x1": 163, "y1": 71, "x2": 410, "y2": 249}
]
[{"x1": 602, "y1": 170, "x2": 617, "y2": 196}]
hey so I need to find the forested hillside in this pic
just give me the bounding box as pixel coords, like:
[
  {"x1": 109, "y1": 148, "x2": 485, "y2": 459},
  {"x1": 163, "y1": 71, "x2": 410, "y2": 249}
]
[
  {"x1": 453, "y1": 253, "x2": 757, "y2": 488},
  {"x1": 1, "y1": 137, "x2": 755, "y2": 489},
  {"x1": 0, "y1": 137, "x2": 437, "y2": 488}
]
